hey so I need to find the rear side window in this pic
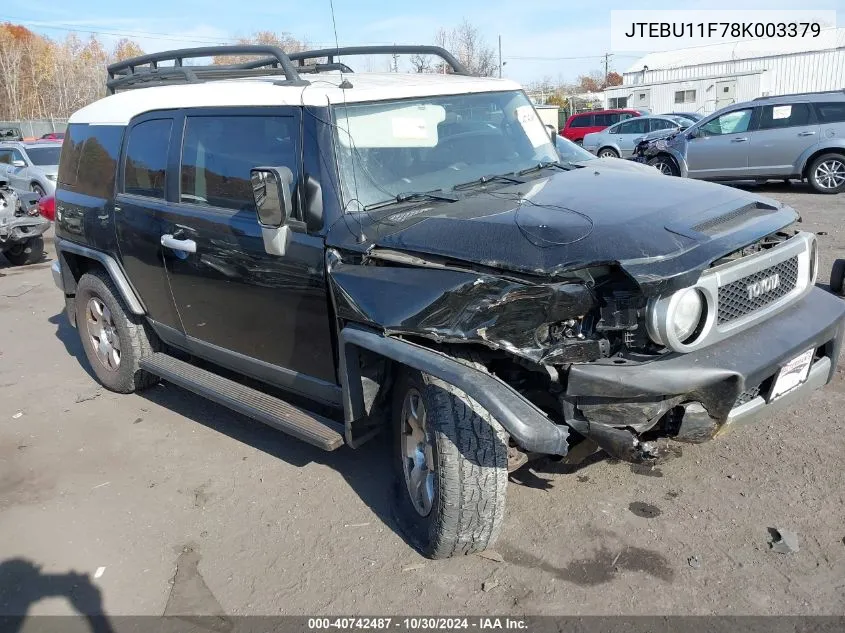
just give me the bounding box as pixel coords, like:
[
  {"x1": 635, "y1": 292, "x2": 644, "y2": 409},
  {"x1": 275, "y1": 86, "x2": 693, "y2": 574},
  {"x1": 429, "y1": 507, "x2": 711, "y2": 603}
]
[
  {"x1": 180, "y1": 115, "x2": 299, "y2": 213},
  {"x1": 569, "y1": 115, "x2": 592, "y2": 128},
  {"x1": 123, "y1": 119, "x2": 171, "y2": 199},
  {"x1": 815, "y1": 102, "x2": 845, "y2": 124},
  {"x1": 58, "y1": 124, "x2": 123, "y2": 199},
  {"x1": 758, "y1": 103, "x2": 812, "y2": 130}
]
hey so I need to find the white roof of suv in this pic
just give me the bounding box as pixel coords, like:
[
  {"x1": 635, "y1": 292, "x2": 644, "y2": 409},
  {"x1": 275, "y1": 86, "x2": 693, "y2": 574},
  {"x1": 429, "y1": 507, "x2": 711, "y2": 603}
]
[{"x1": 70, "y1": 73, "x2": 523, "y2": 125}]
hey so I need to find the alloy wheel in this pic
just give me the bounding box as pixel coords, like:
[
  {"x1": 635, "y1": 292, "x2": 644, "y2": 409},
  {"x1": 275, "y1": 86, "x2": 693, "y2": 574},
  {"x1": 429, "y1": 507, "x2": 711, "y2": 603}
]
[
  {"x1": 814, "y1": 159, "x2": 845, "y2": 190},
  {"x1": 85, "y1": 297, "x2": 121, "y2": 371},
  {"x1": 400, "y1": 387, "x2": 436, "y2": 516}
]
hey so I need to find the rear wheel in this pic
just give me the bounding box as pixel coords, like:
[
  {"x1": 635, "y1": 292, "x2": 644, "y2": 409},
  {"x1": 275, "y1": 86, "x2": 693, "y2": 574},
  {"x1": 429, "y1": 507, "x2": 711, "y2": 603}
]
[
  {"x1": 75, "y1": 270, "x2": 160, "y2": 393},
  {"x1": 3, "y1": 236, "x2": 43, "y2": 266},
  {"x1": 597, "y1": 147, "x2": 619, "y2": 159},
  {"x1": 808, "y1": 153, "x2": 845, "y2": 194},
  {"x1": 574, "y1": 139, "x2": 583, "y2": 146},
  {"x1": 648, "y1": 156, "x2": 679, "y2": 176},
  {"x1": 392, "y1": 366, "x2": 508, "y2": 559},
  {"x1": 831, "y1": 259, "x2": 845, "y2": 296}
]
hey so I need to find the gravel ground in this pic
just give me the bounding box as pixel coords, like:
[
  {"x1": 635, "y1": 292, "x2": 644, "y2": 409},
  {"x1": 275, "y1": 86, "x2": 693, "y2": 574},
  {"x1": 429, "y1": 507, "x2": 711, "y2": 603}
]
[{"x1": 0, "y1": 182, "x2": 844, "y2": 618}]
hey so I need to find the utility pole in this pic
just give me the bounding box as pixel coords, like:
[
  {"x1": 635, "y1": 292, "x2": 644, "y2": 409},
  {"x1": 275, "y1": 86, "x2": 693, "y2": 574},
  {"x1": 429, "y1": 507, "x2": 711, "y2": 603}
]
[
  {"x1": 498, "y1": 35, "x2": 502, "y2": 78},
  {"x1": 392, "y1": 43, "x2": 399, "y2": 73},
  {"x1": 603, "y1": 52, "x2": 612, "y2": 88}
]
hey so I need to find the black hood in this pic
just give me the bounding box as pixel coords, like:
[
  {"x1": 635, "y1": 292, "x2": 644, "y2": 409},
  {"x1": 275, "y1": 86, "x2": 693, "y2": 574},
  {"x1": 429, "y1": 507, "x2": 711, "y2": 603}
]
[{"x1": 327, "y1": 167, "x2": 798, "y2": 295}]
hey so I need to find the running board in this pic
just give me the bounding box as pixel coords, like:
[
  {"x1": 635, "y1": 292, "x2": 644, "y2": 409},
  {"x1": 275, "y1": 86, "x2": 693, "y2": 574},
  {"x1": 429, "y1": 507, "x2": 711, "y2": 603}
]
[{"x1": 140, "y1": 353, "x2": 345, "y2": 451}]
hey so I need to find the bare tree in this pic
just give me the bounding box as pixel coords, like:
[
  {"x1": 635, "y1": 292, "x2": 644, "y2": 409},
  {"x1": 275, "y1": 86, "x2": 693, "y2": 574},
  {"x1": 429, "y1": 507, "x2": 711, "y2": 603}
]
[
  {"x1": 214, "y1": 31, "x2": 308, "y2": 65},
  {"x1": 409, "y1": 53, "x2": 432, "y2": 73},
  {"x1": 434, "y1": 19, "x2": 496, "y2": 76}
]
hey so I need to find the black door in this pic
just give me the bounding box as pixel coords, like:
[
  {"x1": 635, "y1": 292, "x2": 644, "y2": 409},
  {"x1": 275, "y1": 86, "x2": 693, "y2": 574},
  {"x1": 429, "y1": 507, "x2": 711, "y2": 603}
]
[
  {"x1": 159, "y1": 108, "x2": 339, "y2": 404},
  {"x1": 114, "y1": 115, "x2": 182, "y2": 331}
]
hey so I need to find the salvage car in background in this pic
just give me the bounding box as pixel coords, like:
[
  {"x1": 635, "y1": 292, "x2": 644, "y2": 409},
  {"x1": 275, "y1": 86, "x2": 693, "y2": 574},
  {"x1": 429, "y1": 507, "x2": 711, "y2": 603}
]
[
  {"x1": 633, "y1": 91, "x2": 845, "y2": 193},
  {"x1": 0, "y1": 177, "x2": 46, "y2": 265},
  {"x1": 556, "y1": 134, "x2": 659, "y2": 174},
  {"x1": 583, "y1": 115, "x2": 692, "y2": 158},
  {"x1": 0, "y1": 141, "x2": 62, "y2": 198}
]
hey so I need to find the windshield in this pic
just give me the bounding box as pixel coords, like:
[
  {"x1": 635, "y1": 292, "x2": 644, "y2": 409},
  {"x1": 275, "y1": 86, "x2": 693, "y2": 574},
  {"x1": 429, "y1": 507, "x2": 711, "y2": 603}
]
[
  {"x1": 26, "y1": 146, "x2": 61, "y2": 166},
  {"x1": 333, "y1": 90, "x2": 558, "y2": 210},
  {"x1": 554, "y1": 135, "x2": 595, "y2": 162}
]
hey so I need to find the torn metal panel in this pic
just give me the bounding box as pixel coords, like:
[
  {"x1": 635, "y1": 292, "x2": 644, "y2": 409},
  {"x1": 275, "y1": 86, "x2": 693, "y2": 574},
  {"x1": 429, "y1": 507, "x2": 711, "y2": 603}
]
[{"x1": 328, "y1": 258, "x2": 597, "y2": 364}]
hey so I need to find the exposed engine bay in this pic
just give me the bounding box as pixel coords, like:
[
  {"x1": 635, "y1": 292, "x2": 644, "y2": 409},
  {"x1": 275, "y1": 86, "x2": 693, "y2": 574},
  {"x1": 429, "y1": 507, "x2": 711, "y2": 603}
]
[{"x1": 0, "y1": 180, "x2": 48, "y2": 253}]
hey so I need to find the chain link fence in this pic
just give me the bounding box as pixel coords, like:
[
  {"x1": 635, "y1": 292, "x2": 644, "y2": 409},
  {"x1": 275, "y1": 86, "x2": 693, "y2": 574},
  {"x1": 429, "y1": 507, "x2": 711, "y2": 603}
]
[{"x1": 0, "y1": 119, "x2": 68, "y2": 139}]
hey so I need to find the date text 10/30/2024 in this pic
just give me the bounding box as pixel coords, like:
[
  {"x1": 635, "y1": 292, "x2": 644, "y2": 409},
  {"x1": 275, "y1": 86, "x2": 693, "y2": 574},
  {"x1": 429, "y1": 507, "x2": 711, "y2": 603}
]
[{"x1": 307, "y1": 618, "x2": 528, "y2": 631}]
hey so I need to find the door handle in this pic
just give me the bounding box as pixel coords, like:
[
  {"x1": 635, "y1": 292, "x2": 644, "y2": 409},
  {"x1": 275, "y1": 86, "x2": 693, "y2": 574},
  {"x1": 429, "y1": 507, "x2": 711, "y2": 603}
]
[
  {"x1": 798, "y1": 130, "x2": 816, "y2": 136},
  {"x1": 161, "y1": 234, "x2": 196, "y2": 253},
  {"x1": 731, "y1": 137, "x2": 749, "y2": 143}
]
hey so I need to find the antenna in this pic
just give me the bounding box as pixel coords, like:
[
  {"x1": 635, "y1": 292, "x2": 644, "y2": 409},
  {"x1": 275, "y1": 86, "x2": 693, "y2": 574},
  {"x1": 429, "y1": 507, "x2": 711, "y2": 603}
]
[{"x1": 327, "y1": 0, "x2": 366, "y2": 242}]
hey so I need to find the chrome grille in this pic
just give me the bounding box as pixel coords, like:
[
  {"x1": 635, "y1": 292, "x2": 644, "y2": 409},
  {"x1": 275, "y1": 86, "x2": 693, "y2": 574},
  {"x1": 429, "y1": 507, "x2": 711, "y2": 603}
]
[{"x1": 717, "y1": 256, "x2": 799, "y2": 325}]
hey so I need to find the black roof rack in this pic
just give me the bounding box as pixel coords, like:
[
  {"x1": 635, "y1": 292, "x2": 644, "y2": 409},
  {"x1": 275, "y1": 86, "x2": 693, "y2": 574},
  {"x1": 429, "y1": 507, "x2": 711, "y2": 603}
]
[{"x1": 106, "y1": 44, "x2": 472, "y2": 93}]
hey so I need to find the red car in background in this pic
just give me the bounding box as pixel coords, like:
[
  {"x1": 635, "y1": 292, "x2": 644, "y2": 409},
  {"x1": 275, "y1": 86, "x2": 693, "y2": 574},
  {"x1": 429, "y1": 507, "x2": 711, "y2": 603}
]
[
  {"x1": 560, "y1": 109, "x2": 644, "y2": 144},
  {"x1": 40, "y1": 132, "x2": 65, "y2": 140}
]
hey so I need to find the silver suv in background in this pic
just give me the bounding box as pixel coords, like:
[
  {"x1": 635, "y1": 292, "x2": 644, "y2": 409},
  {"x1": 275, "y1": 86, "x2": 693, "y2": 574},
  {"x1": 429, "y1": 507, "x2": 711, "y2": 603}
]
[
  {"x1": 0, "y1": 141, "x2": 62, "y2": 198},
  {"x1": 637, "y1": 91, "x2": 845, "y2": 194}
]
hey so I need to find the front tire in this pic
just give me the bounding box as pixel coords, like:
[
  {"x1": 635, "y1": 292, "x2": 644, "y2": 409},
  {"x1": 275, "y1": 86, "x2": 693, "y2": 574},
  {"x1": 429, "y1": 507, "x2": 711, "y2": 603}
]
[
  {"x1": 597, "y1": 147, "x2": 619, "y2": 159},
  {"x1": 807, "y1": 153, "x2": 845, "y2": 194},
  {"x1": 831, "y1": 259, "x2": 845, "y2": 296},
  {"x1": 3, "y1": 236, "x2": 43, "y2": 266},
  {"x1": 648, "y1": 155, "x2": 680, "y2": 176},
  {"x1": 392, "y1": 367, "x2": 508, "y2": 559},
  {"x1": 31, "y1": 183, "x2": 46, "y2": 199},
  {"x1": 75, "y1": 270, "x2": 160, "y2": 393}
]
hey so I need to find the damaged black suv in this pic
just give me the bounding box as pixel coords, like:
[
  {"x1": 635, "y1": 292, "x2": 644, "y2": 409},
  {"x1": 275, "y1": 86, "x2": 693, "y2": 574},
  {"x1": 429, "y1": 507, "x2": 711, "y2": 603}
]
[{"x1": 52, "y1": 45, "x2": 845, "y2": 558}]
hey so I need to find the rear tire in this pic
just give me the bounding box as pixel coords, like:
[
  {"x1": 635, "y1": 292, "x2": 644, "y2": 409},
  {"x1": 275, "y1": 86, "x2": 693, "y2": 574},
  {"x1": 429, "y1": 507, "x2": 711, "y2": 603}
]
[
  {"x1": 392, "y1": 366, "x2": 508, "y2": 559},
  {"x1": 75, "y1": 270, "x2": 160, "y2": 393},
  {"x1": 648, "y1": 155, "x2": 680, "y2": 176},
  {"x1": 597, "y1": 147, "x2": 619, "y2": 159},
  {"x1": 3, "y1": 236, "x2": 43, "y2": 266},
  {"x1": 831, "y1": 259, "x2": 845, "y2": 296},
  {"x1": 807, "y1": 153, "x2": 845, "y2": 194}
]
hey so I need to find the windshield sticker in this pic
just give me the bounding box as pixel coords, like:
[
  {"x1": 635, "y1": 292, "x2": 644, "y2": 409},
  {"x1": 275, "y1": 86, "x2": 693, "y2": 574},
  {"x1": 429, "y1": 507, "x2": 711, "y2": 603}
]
[
  {"x1": 772, "y1": 105, "x2": 792, "y2": 120},
  {"x1": 515, "y1": 106, "x2": 550, "y2": 148},
  {"x1": 337, "y1": 104, "x2": 445, "y2": 148}
]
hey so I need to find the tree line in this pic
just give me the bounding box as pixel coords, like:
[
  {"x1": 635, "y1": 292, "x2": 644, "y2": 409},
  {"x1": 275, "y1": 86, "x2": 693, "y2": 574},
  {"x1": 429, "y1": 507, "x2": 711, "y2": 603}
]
[{"x1": 0, "y1": 19, "x2": 617, "y2": 121}]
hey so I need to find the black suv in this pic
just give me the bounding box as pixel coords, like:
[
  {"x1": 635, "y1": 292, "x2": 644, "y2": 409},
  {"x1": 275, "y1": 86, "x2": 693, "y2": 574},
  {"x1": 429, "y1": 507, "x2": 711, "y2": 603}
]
[{"x1": 51, "y1": 45, "x2": 845, "y2": 559}]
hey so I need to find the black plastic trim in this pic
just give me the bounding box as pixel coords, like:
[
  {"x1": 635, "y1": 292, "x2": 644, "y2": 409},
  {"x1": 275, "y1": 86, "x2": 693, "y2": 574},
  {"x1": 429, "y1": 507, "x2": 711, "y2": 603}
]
[{"x1": 338, "y1": 325, "x2": 569, "y2": 456}]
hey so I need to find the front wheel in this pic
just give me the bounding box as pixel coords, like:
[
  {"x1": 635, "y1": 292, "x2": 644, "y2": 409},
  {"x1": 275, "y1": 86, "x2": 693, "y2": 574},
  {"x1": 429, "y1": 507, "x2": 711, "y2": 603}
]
[
  {"x1": 648, "y1": 156, "x2": 680, "y2": 176},
  {"x1": 392, "y1": 367, "x2": 508, "y2": 559},
  {"x1": 807, "y1": 153, "x2": 845, "y2": 194},
  {"x1": 597, "y1": 147, "x2": 619, "y2": 159},
  {"x1": 3, "y1": 236, "x2": 43, "y2": 266},
  {"x1": 31, "y1": 183, "x2": 46, "y2": 199}
]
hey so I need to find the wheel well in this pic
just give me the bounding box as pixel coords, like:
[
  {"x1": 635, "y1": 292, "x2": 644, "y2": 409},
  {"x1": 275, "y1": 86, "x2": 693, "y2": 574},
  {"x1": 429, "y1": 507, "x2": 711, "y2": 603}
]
[
  {"x1": 30, "y1": 181, "x2": 43, "y2": 189},
  {"x1": 58, "y1": 251, "x2": 107, "y2": 296},
  {"x1": 650, "y1": 152, "x2": 679, "y2": 169},
  {"x1": 597, "y1": 146, "x2": 618, "y2": 155},
  {"x1": 802, "y1": 148, "x2": 845, "y2": 179}
]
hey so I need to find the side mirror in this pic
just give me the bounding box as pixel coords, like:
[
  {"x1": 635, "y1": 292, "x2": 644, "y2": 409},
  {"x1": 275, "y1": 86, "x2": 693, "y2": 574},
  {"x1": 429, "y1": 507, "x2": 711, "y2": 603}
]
[
  {"x1": 250, "y1": 166, "x2": 294, "y2": 228},
  {"x1": 12, "y1": 159, "x2": 25, "y2": 168}
]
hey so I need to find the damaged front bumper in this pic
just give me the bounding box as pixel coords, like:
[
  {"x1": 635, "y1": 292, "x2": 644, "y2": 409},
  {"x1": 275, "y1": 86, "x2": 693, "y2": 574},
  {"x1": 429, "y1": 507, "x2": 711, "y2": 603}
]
[
  {"x1": 0, "y1": 216, "x2": 49, "y2": 245},
  {"x1": 563, "y1": 286, "x2": 845, "y2": 459}
]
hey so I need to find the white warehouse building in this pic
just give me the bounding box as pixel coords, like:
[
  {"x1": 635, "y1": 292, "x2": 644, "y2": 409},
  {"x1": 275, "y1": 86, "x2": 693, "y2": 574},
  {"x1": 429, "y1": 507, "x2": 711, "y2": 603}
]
[{"x1": 604, "y1": 27, "x2": 845, "y2": 116}]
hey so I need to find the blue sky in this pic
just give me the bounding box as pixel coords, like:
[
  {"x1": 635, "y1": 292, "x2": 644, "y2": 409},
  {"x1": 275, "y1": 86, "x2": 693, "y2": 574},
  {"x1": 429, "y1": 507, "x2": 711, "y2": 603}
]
[{"x1": 9, "y1": 0, "x2": 845, "y2": 83}]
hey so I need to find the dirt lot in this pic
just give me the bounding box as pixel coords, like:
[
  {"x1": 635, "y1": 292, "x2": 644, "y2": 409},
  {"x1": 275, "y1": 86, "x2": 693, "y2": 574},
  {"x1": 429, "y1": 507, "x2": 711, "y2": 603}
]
[{"x1": 1, "y1": 182, "x2": 844, "y2": 618}]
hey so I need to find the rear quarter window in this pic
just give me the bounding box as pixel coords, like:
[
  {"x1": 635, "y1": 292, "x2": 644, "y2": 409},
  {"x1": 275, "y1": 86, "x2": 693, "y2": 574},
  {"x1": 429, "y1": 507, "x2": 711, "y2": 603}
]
[
  {"x1": 58, "y1": 124, "x2": 124, "y2": 199},
  {"x1": 815, "y1": 102, "x2": 845, "y2": 124}
]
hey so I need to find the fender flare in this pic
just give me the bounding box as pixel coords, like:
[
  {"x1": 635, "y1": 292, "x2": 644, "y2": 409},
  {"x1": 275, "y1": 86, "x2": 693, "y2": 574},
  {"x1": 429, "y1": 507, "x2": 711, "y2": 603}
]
[
  {"x1": 338, "y1": 324, "x2": 569, "y2": 456},
  {"x1": 55, "y1": 238, "x2": 146, "y2": 315}
]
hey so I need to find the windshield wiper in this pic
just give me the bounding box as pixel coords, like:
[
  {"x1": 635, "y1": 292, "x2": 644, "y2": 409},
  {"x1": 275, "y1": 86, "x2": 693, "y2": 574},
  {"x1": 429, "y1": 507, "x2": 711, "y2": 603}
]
[
  {"x1": 517, "y1": 160, "x2": 571, "y2": 176},
  {"x1": 453, "y1": 173, "x2": 525, "y2": 191},
  {"x1": 364, "y1": 189, "x2": 458, "y2": 211}
]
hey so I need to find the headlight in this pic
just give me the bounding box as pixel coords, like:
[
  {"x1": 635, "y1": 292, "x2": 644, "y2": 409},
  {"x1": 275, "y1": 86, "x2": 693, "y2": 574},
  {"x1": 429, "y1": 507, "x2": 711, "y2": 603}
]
[
  {"x1": 646, "y1": 286, "x2": 709, "y2": 350},
  {"x1": 672, "y1": 288, "x2": 705, "y2": 342}
]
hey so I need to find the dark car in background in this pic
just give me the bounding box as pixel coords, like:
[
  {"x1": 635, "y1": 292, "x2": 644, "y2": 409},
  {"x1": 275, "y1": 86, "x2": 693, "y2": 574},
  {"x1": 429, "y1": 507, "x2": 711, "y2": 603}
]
[{"x1": 560, "y1": 108, "x2": 644, "y2": 144}]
